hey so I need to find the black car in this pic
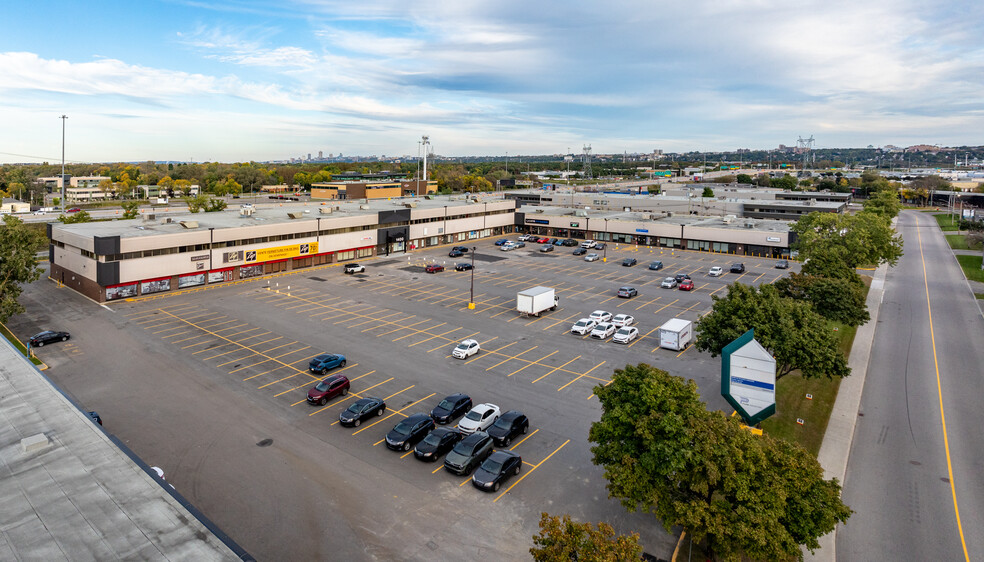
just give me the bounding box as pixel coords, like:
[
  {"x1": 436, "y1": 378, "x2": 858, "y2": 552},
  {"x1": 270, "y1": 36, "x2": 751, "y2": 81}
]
[
  {"x1": 29, "y1": 331, "x2": 70, "y2": 347},
  {"x1": 449, "y1": 249, "x2": 464, "y2": 257},
  {"x1": 572, "y1": 247, "x2": 587, "y2": 256},
  {"x1": 338, "y1": 397, "x2": 386, "y2": 427},
  {"x1": 455, "y1": 263, "x2": 473, "y2": 271},
  {"x1": 595, "y1": 243, "x2": 606, "y2": 250},
  {"x1": 87, "y1": 411, "x2": 103, "y2": 426},
  {"x1": 431, "y1": 393, "x2": 473, "y2": 424},
  {"x1": 486, "y1": 410, "x2": 529, "y2": 447},
  {"x1": 674, "y1": 273, "x2": 691, "y2": 283},
  {"x1": 775, "y1": 260, "x2": 789, "y2": 269},
  {"x1": 452, "y1": 246, "x2": 470, "y2": 253},
  {"x1": 413, "y1": 427, "x2": 463, "y2": 461},
  {"x1": 385, "y1": 413, "x2": 435, "y2": 451},
  {"x1": 730, "y1": 263, "x2": 746, "y2": 273},
  {"x1": 648, "y1": 261, "x2": 663, "y2": 271},
  {"x1": 622, "y1": 258, "x2": 637, "y2": 267},
  {"x1": 443, "y1": 431, "x2": 494, "y2": 475},
  {"x1": 562, "y1": 238, "x2": 579, "y2": 247},
  {"x1": 549, "y1": 238, "x2": 560, "y2": 246},
  {"x1": 472, "y1": 450, "x2": 522, "y2": 492}
]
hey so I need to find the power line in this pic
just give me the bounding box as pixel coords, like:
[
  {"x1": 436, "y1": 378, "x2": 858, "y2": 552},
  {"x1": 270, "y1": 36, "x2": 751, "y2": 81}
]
[{"x1": 0, "y1": 150, "x2": 89, "y2": 164}]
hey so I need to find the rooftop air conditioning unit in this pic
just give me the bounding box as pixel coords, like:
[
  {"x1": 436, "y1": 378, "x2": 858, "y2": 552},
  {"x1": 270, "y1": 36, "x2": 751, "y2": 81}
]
[
  {"x1": 179, "y1": 220, "x2": 198, "y2": 229},
  {"x1": 160, "y1": 217, "x2": 172, "y2": 224},
  {"x1": 359, "y1": 204, "x2": 370, "y2": 210},
  {"x1": 319, "y1": 207, "x2": 333, "y2": 214},
  {"x1": 403, "y1": 202, "x2": 417, "y2": 208},
  {"x1": 145, "y1": 214, "x2": 156, "y2": 221},
  {"x1": 666, "y1": 211, "x2": 674, "y2": 217},
  {"x1": 287, "y1": 212, "x2": 303, "y2": 219},
  {"x1": 745, "y1": 221, "x2": 755, "y2": 228}
]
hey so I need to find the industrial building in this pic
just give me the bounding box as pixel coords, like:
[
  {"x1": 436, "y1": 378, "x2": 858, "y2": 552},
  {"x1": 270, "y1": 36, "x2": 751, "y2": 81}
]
[{"x1": 311, "y1": 179, "x2": 437, "y2": 200}]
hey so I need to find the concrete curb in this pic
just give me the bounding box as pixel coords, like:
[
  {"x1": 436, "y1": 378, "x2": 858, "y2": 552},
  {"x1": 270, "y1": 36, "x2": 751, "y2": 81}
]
[{"x1": 804, "y1": 261, "x2": 890, "y2": 562}]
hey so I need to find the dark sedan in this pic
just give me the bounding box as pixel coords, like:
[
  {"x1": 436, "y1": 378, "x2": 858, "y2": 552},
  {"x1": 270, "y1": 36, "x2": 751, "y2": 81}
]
[
  {"x1": 454, "y1": 263, "x2": 473, "y2": 271},
  {"x1": 425, "y1": 264, "x2": 445, "y2": 273},
  {"x1": 572, "y1": 247, "x2": 587, "y2": 256},
  {"x1": 494, "y1": 239, "x2": 509, "y2": 246},
  {"x1": 730, "y1": 263, "x2": 746, "y2": 273},
  {"x1": 562, "y1": 239, "x2": 579, "y2": 247},
  {"x1": 648, "y1": 261, "x2": 663, "y2": 271},
  {"x1": 675, "y1": 273, "x2": 691, "y2": 283},
  {"x1": 385, "y1": 413, "x2": 435, "y2": 451},
  {"x1": 775, "y1": 260, "x2": 789, "y2": 269},
  {"x1": 452, "y1": 246, "x2": 470, "y2": 253},
  {"x1": 449, "y1": 249, "x2": 464, "y2": 257},
  {"x1": 487, "y1": 410, "x2": 529, "y2": 447},
  {"x1": 413, "y1": 427, "x2": 463, "y2": 461},
  {"x1": 622, "y1": 258, "x2": 637, "y2": 267},
  {"x1": 443, "y1": 431, "x2": 494, "y2": 475},
  {"x1": 472, "y1": 450, "x2": 522, "y2": 492},
  {"x1": 431, "y1": 393, "x2": 472, "y2": 424},
  {"x1": 29, "y1": 331, "x2": 71, "y2": 347},
  {"x1": 338, "y1": 397, "x2": 386, "y2": 427}
]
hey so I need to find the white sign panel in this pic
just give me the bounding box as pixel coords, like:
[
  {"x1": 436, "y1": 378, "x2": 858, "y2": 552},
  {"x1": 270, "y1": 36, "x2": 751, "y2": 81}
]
[{"x1": 728, "y1": 338, "x2": 776, "y2": 418}]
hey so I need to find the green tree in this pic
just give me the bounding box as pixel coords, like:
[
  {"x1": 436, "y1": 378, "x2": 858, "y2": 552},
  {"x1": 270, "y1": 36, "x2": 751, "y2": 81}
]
[
  {"x1": 121, "y1": 200, "x2": 140, "y2": 220},
  {"x1": 0, "y1": 216, "x2": 46, "y2": 323},
  {"x1": 771, "y1": 174, "x2": 798, "y2": 190},
  {"x1": 701, "y1": 186, "x2": 715, "y2": 198},
  {"x1": 712, "y1": 174, "x2": 737, "y2": 184},
  {"x1": 212, "y1": 177, "x2": 243, "y2": 197},
  {"x1": 57, "y1": 210, "x2": 93, "y2": 224},
  {"x1": 184, "y1": 194, "x2": 209, "y2": 213},
  {"x1": 694, "y1": 283, "x2": 850, "y2": 381},
  {"x1": 589, "y1": 364, "x2": 851, "y2": 561},
  {"x1": 774, "y1": 272, "x2": 869, "y2": 326},
  {"x1": 205, "y1": 198, "x2": 228, "y2": 212},
  {"x1": 529, "y1": 513, "x2": 642, "y2": 561},
  {"x1": 862, "y1": 188, "x2": 902, "y2": 219},
  {"x1": 792, "y1": 211, "x2": 903, "y2": 268},
  {"x1": 736, "y1": 173, "x2": 753, "y2": 184}
]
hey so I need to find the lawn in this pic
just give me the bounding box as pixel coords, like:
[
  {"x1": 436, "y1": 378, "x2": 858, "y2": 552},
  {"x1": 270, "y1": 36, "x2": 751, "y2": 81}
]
[
  {"x1": 0, "y1": 323, "x2": 44, "y2": 367},
  {"x1": 933, "y1": 213, "x2": 960, "y2": 231},
  {"x1": 955, "y1": 255, "x2": 984, "y2": 282}
]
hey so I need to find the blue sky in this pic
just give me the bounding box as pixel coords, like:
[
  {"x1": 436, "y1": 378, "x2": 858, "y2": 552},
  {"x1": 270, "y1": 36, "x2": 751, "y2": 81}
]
[{"x1": 2, "y1": 0, "x2": 983, "y2": 163}]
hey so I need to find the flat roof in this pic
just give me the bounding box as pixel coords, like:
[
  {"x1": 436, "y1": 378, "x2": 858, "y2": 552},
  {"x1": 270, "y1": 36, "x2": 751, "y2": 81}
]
[
  {"x1": 0, "y1": 341, "x2": 243, "y2": 560},
  {"x1": 521, "y1": 205, "x2": 793, "y2": 232}
]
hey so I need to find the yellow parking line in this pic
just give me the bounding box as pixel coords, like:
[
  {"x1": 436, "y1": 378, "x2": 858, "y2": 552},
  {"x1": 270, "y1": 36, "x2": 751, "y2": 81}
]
[
  {"x1": 354, "y1": 391, "x2": 434, "y2": 435},
  {"x1": 508, "y1": 428, "x2": 539, "y2": 450},
  {"x1": 530, "y1": 355, "x2": 581, "y2": 383},
  {"x1": 161, "y1": 330, "x2": 193, "y2": 339},
  {"x1": 486, "y1": 346, "x2": 538, "y2": 371},
  {"x1": 408, "y1": 326, "x2": 465, "y2": 347},
  {"x1": 557, "y1": 360, "x2": 607, "y2": 391},
  {"x1": 493, "y1": 439, "x2": 570, "y2": 503},
  {"x1": 507, "y1": 350, "x2": 559, "y2": 377},
  {"x1": 183, "y1": 339, "x2": 218, "y2": 350},
  {"x1": 393, "y1": 322, "x2": 446, "y2": 341},
  {"x1": 372, "y1": 317, "x2": 423, "y2": 336},
  {"x1": 266, "y1": 362, "x2": 358, "y2": 392},
  {"x1": 429, "y1": 331, "x2": 479, "y2": 353},
  {"x1": 308, "y1": 377, "x2": 394, "y2": 416}
]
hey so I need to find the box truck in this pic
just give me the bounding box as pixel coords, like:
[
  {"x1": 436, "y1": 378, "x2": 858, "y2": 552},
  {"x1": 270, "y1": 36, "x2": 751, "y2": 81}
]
[
  {"x1": 658, "y1": 318, "x2": 693, "y2": 351},
  {"x1": 517, "y1": 286, "x2": 558, "y2": 317}
]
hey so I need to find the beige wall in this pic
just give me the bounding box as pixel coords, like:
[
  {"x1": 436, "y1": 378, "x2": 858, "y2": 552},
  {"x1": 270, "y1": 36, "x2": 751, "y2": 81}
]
[{"x1": 53, "y1": 247, "x2": 96, "y2": 282}]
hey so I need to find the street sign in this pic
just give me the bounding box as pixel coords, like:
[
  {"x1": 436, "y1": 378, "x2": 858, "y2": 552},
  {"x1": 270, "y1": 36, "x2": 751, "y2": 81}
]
[{"x1": 721, "y1": 329, "x2": 776, "y2": 426}]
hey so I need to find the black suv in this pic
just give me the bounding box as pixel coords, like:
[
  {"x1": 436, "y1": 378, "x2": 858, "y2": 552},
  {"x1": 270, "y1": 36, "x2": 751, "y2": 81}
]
[
  {"x1": 487, "y1": 410, "x2": 529, "y2": 447},
  {"x1": 385, "y1": 413, "x2": 435, "y2": 451},
  {"x1": 562, "y1": 238, "x2": 579, "y2": 247},
  {"x1": 338, "y1": 397, "x2": 386, "y2": 427},
  {"x1": 414, "y1": 427, "x2": 463, "y2": 462},
  {"x1": 431, "y1": 393, "x2": 472, "y2": 424},
  {"x1": 443, "y1": 431, "x2": 494, "y2": 475},
  {"x1": 730, "y1": 263, "x2": 746, "y2": 273}
]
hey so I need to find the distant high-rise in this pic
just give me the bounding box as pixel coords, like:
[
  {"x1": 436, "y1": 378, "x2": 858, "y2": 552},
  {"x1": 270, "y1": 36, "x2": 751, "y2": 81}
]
[
  {"x1": 307, "y1": 153, "x2": 312, "y2": 161},
  {"x1": 318, "y1": 151, "x2": 323, "y2": 159}
]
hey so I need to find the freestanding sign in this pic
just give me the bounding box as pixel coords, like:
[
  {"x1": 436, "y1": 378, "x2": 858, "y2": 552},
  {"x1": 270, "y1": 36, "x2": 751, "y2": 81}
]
[{"x1": 721, "y1": 329, "x2": 776, "y2": 426}]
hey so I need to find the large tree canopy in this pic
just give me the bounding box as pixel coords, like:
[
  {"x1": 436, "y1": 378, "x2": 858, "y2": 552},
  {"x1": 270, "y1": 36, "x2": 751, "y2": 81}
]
[
  {"x1": 695, "y1": 283, "x2": 850, "y2": 381},
  {"x1": 774, "y1": 272, "x2": 870, "y2": 327},
  {"x1": 792, "y1": 211, "x2": 902, "y2": 268},
  {"x1": 589, "y1": 364, "x2": 851, "y2": 561},
  {"x1": 0, "y1": 216, "x2": 45, "y2": 323},
  {"x1": 529, "y1": 513, "x2": 642, "y2": 561}
]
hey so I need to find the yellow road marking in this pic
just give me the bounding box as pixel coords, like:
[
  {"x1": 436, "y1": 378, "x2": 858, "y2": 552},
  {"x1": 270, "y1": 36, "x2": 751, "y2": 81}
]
[
  {"x1": 308, "y1": 377, "x2": 394, "y2": 416},
  {"x1": 486, "y1": 346, "x2": 538, "y2": 371},
  {"x1": 531, "y1": 356, "x2": 581, "y2": 383},
  {"x1": 508, "y1": 350, "x2": 559, "y2": 377},
  {"x1": 354, "y1": 392, "x2": 434, "y2": 435},
  {"x1": 493, "y1": 439, "x2": 570, "y2": 502},
  {"x1": 509, "y1": 429, "x2": 539, "y2": 450},
  {"x1": 557, "y1": 360, "x2": 607, "y2": 391},
  {"x1": 393, "y1": 322, "x2": 446, "y2": 341}
]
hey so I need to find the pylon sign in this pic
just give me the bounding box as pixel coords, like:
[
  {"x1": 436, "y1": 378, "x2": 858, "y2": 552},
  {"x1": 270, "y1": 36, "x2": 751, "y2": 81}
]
[{"x1": 721, "y1": 329, "x2": 776, "y2": 426}]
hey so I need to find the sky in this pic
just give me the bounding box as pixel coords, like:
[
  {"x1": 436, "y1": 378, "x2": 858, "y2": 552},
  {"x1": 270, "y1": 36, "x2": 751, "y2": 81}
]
[{"x1": 2, "y1": 0, "x2": 983, "y2": 163}]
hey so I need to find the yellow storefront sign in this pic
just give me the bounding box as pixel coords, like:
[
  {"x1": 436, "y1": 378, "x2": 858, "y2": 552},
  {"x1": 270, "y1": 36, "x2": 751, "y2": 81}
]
[{"x1": 249, "y1": 242, "x2": 319, "y2": 262}]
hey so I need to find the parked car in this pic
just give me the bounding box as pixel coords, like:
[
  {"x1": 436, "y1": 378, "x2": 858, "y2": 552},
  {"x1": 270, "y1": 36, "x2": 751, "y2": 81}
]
[
  {"x1": 594, "y1": 243, "x2": 607, "y2": 250},
  {"x1": 385, "y1": 413, "x2": 435, "y2": 451},
  {"x1": 457, "y1": 403, "x2": 501, "y2": 435},
  {"x1": 679, "y1": 279, "x2": 695, "y2": 291},
  {"x1": 472, "y1": 450, "x2": 522, "y2": 492},
  {"x1": 617, "y1": 286, "x2": 638, "y2": 298},
  {"x1": 452, "y1": 339, "x2": 480, "y2": 359},
  {"x1": 500, "y1": 243, "x2": 516, "y2": 251},
  {"x1": 517, "y1": 234, "x2": 532, "y2": 242},
  {"x1": 455, "y1": 263, "x2": 473, "y2": 271},
  {"x1": 775, "y1": 260, "x2": 789, "y2": 269},
  {"x1": 29, "y1": 330, "x2": 70, "y2": 347},
  {"x1": 613, "y1": 326, "x2": 639, "y2": 344},
  {"x1": 338, "y1": 397, "x2": 386, "y2": 427},
  {"x1": 449, "y1": 249, "x2": 464, "y2": 257},
  {"x1": 513, "y1": 241, "x2": 526, "y2": 248},
  {"x1": 730, "y1": 263, "x2": 746, "y2": 273},
  {"x1": 307, "y1": 374, "x2": 350, "y2": 405},
  {"x1": 444, "y1": 431, "x2": 495, "y2": 475},
  {"x1": 590, "y1": 322, "x2": 616, "y2": 339},
  {"x1": 611, "y1": 313, "x2": 635, "y2": 327},
  {"x1": 622, "y1": 258, "x2": 637, "y2": 267},
  {"x1": 343, "y1": 263, "x2": 365, "y2": 274},
  {"x1": 425, "y1": 264, "x2": 445, "y2": 273},
  {"x1": 431, "y1": 393, "x2": 473, "y2": 424},
  {"x1": 580, "y1": 240, "x2": 597, "y2": 249},
  {"x1": 309, "y1": 353, "x2": 347, "y2": 374},
  {"x1": 589, "y1": 310, "x2": 612, "y2": 323},
  {"x1": 570, "y1": 318, "x2": 598, "y2": 336},
  {"x1": 452, "y1": 246, "x2": 470, "y2": 253},
  {"x1": 413, "y1": 427, "x2": 462, "y2": 461},
  {"x1": 661, "y1": 277, "x2": 678, "y2": 289},
  {"x1": 487, "y1": 411, "x2": 529, "y2": 447},
  {"x1": 675, "y1": 273, "x2": 691, "y2": 283},
  {"x1": 549, "y1": 238, "x2": 560, "y2": 245},
  {"x1": 708, "y1": 266, "x2": 724, "y2": 277},
  {"x1": 562, "y1": 238, "x2": 579, "y2": 247},
  {"x1": 572, "y1": 247, "x2": 587, "y2": 256},
  {"x1": 539, "y1": 245, "x2": 554, "y2": 253},
  {"x1": 66, "y1": 207, "x2": 82, "y2": 213},
  {"x1": 86, "y1": 411, "x2": 103, "y2": 425},
  {"x1": 494, "y1": 238, "x2": 509, "y2": 246},
  {"x1": 648, "y1": 261, "x2": 664, "y2": 271},
  {"x1": 584, "y1": 253, "x2": 600, "y2": 262}
]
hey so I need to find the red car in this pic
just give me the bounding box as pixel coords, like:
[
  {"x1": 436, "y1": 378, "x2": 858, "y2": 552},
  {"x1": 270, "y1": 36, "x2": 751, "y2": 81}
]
[
  {"x1": 66, "y1": 207, "x2": 82, "y2": 213},
  {"x1": 678, "y1": 279, "x2": 695, "y2": 291},
  {"x1": 425, "y1": 264, "x2": 445, "y2": 273},
  {"x1": 307, "y1": 374, "x2": 350, "y2": 405},
  {"x1": 536, "y1": 237, "x2": 550, "y2": 244}
]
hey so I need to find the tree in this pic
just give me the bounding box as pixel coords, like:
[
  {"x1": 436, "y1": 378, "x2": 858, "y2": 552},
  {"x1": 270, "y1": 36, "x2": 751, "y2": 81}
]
[
  {"x1": 712, "y1": 174, "x2": 737, "y2": 184},
  {"x1": 57, "y1": 210, "x2": 93, "y2": 224},
  {"x1": 792, "y1": 211, "x2": 903, "y2": 268},
  {"x1": 774, "y1": 272, "x2": 869, "y2": 326},
  {"x1": 736, "y1": 173, "x2": 752, "y2": 184},
  {"x1": 213, "y1": 177, "x2": 243, "y2": 197},
  {"x1": 695, "y1": 283, "x2": 850, "y2": 381},
  {"x1": 862, "y1": 188, "x2": 902, "y2": 219},
  {"x1": 120, "y1": 200, "x2": 140, "y2": 220},
  {"x1": 771, "y1": 174, "x2": 798, "y2": 190},
  {"x1": 0, "y1": 216, "x2": 46, "y2": 323},
  {"x1": 529, "y1": 513, "x2": 642, "y2": 561},
  {"x1": 589, "y1": 364, "x2": 852, "y2": 561},
  {"x1": 701, "y1": 186, "x2": 715, "y2": 198}
]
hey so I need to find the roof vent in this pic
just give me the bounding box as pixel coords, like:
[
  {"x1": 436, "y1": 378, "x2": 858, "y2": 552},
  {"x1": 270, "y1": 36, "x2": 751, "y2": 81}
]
[
  {"x1": 319, "y1": 207, "x2": 333, "y2": 214},
  {"x1": 179, "y1": 220, "x2": 198, "y2": 229},
  {"x1": 359, "y1": 204, "x2": 370, "y2": 210},
  {"x1": 287, "y1": 212, "x2": 303, "y2": 219}
]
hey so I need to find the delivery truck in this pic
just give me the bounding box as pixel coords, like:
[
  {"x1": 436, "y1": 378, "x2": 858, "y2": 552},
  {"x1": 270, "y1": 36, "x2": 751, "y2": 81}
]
[
  {"x1": 517, "y1": 286, "x2": 558, "y2": 317},
  {"x1": 658, "y1": 318, "x2": 693, "y2": 351}
]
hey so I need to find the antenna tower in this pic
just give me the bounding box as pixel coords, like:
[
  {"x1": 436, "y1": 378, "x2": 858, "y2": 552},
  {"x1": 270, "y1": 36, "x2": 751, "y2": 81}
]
[
  {"x1": 582, "y1": 145, "x2": 592, "y2": 179},
  {"x1": 797, "y1": 135, "x2": 815, "y2": 170}
]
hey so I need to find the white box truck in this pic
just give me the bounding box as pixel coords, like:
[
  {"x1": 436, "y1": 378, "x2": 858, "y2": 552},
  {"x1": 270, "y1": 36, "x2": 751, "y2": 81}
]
[
  {"x1": 658, "y1": 318, "x2": 693, "y2": 351},
  {"x1": 517, "y1": 286, "x2": 558, "y2": 317}
]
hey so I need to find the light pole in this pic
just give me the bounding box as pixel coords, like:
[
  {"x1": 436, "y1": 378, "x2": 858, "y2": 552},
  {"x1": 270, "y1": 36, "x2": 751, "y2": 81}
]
[
  {"x1": 603, "y1": 219, "x2": 608, "y2": 262},
  {"x1": 468, "y1": 247, "x2": 477, "y2": 309},
  {"x1": 60, "y1": 115, "x2": 68, "y2": 205}
]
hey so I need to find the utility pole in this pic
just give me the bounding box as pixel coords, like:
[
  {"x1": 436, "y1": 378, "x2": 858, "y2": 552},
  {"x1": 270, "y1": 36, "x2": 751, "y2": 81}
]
[
  {"x1": 60, "y1": 115, "x2": 68, "y2": 205},
  {"x1": 421, "y1": 135, "x2": 430, "y2": 183}
]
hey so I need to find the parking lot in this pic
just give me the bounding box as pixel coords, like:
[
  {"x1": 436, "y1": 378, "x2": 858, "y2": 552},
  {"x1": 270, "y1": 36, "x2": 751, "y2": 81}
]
[{"x1": 17, "y1": 239, "x2": 795, "y2": 561}]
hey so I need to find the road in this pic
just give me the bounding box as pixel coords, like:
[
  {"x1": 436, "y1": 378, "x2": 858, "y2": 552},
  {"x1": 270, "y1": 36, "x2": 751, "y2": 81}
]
[{"x1": 838, "y1": 210, "x2": 983, "y2": 560}]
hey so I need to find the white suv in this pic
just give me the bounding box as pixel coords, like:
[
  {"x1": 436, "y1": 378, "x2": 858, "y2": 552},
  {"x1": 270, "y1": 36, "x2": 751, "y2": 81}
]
[
  {"x1": 708, "y1": 266, "x2": 724, "y2": 277},
  {"x1": 570, "y1": 318, "x2": 598, "y2": 335},
  {"x1": 580, "y1": 240, "x2": 597, "y2": 249}
]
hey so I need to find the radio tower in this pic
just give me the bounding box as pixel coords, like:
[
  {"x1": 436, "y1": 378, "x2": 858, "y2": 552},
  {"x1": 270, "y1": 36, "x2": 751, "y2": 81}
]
[
  {"x1": 582, "y1": 145, "x2": 592, "y2": 179},
  {"x1": 797, "y1": 135, "x2": 815, "y2": 170}
]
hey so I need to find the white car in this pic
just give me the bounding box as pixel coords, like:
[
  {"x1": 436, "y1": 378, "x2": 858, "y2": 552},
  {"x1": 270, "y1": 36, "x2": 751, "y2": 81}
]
[
  {"x1": 613, "y1": 326, "x2": 639, "y2": 344},
  {"x1": 590, "y1": 322, "x2": 616, "y2": 339},
  {"x1": 452, "y1": 339, "x2": 480, "y2": 359},
  {"x1": 584, "y1": 253, "x2": 600, "y2": 262},
  {"x1": 589, "y1": 310, "x2": 612, "y2": 323},
  {"x1": 661, "y1": 277, "x2": 678, "y2": 288},
  {"x1": 344, "y1": 263, "x2": 365, "y2": 274},
  {"x1": 580, "y1": 240, "x2": 597, "y2": 249},
  {"x1": 708, "y1": 266, "x2": 724, "y2": 277},
  {"x1": 33, "y1": 210, "x2": 46, "y2": 215},
  {"x1": 570, "y1": 318, "x2": 598, "y2": 335},
  {"x1": 611, "y1": 314, "x2": 635, "y2": 327},
  {"x1": 457, "y1": 403, "x2": 501, "y2": 435},
  {"x1": 500, "y1": 242, "x2": 516, "y2": 251}
]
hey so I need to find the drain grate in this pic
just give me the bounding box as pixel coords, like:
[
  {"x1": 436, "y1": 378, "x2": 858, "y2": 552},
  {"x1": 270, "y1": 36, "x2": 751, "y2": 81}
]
[{"x1": 257, "y1": 438, "x2": 273, "y2": 447}]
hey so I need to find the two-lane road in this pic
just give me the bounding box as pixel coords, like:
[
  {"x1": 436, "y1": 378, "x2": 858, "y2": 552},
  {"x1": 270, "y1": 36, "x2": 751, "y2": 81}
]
[{"x1": 838, "y1": 210, "x2": 983, "y2": 560}]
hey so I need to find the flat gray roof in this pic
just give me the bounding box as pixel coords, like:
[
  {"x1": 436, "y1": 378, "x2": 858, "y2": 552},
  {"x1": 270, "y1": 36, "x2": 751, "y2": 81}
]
[
  {"x1": 521, "y1": 205, "x2": 793, "y2": 232},
  {"x1": 0, "y1": 342, "x2": 243, "y2": 560}
]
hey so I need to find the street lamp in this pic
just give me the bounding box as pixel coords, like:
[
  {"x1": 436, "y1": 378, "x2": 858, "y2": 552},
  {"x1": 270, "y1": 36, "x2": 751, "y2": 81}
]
[
  {"x1": 468, "y1": 247, "x2": 477, "y2": 309},
  {"x1": 603, "y1": 219, "x2": 608, "y2": 262}
]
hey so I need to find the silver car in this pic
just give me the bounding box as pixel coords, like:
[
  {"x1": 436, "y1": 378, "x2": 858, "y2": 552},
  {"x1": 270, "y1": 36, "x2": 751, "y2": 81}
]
[
  {"x1": 584, "y1": 253, "x2": 600, "y2": 262},
  {"x1": 661, "y1": 277, "x2": 678, "y2": 289}
]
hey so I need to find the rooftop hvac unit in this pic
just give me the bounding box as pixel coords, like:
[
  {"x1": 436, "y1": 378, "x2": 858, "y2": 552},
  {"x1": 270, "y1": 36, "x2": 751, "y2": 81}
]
[
  {"x1": 287, "y1": 212, "x2": 303, "y2": 219},
  {"x1": 145, "y1": 214, "x2": 156, "y2": 221},
  {"x1": 666, "y1": 211, "x2": 674, "y2": 217},
  {"x1": 319, "y1": 207, "x2": 333, "y2": 214},
  {"x1": 240, "y1": 204, "x2": 254, "y2": 216},
  {"x1": 403, "y1": 202, "x2": 417, "y2": 208},
  {"x1": 160, "y1": 217, "x2": 172, "y2": 224},
  {"x1": 722, "y1": 215, "x2": 736, "y2": 223},
  {"x1": 574, "y1": 209, "x2": 587, "y2": 217},
  {"x1": 745, "y1": 221, "x2": 755, "y2": 228},
  {"x1": 179, "y1": 220, "x2": 198, "y2": 229},
  {"x1": 359, "y1": 204, "x2": 371, "y2": 210}
]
